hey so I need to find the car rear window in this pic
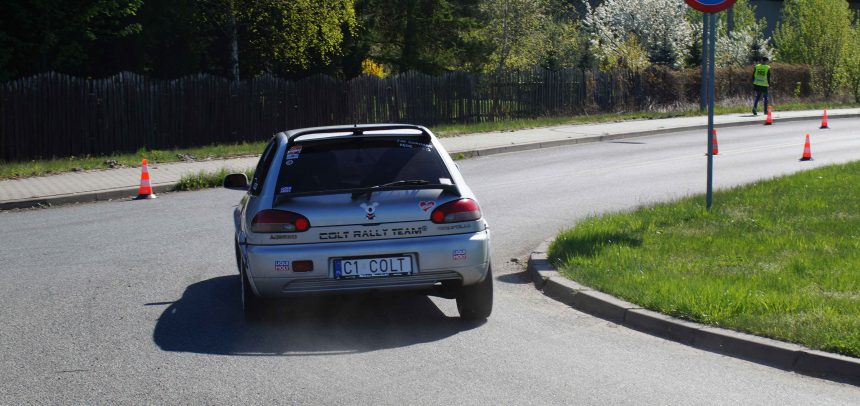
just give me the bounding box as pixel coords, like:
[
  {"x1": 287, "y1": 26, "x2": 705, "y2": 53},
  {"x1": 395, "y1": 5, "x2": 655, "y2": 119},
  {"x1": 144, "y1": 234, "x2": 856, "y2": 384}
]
[{"x1": 275, "y1": 136, "x2": 453, "y2": 194}]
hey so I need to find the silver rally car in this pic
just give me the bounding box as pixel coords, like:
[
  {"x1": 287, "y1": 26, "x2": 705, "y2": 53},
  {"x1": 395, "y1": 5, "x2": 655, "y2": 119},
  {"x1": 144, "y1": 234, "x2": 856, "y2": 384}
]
[{"x1": 224, "y1": 124, "x2": 492, "y2": 320}]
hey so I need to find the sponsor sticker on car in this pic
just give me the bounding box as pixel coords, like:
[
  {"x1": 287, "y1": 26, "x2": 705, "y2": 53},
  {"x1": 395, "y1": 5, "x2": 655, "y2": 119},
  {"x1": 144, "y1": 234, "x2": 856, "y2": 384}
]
[{"x1": 419, "y1": 201, "x2": 435, "y2": 212}]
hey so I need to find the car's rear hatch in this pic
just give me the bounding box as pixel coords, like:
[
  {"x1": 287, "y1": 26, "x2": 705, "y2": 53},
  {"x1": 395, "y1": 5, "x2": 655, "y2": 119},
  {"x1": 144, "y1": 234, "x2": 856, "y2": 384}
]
[{"x1": 249, "y1": 133, "x2": 485, "y2": 245}]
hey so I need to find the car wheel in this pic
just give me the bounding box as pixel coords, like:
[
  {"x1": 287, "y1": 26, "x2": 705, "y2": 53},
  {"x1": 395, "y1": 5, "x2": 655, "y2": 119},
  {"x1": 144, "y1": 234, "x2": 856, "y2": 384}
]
[
  {"x1": 456, "y1": 264, "x2": 493, "y2": 320},
  {"x1": 240, "y1": 263, "x2": 264, "y2": 321}
]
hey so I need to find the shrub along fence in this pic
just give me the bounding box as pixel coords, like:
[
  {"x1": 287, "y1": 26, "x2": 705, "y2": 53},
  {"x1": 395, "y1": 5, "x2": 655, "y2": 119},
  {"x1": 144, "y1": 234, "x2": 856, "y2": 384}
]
[{"x1": 0, "y1": 64, "x2": 826, "y2": 161}]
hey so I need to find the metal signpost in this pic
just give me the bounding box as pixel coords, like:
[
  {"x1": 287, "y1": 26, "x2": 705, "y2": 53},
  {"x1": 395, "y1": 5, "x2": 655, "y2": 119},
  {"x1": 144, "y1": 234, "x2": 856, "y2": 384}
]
[{"x1": 685, "y1": 0, "x2": 736, "y2": 210}]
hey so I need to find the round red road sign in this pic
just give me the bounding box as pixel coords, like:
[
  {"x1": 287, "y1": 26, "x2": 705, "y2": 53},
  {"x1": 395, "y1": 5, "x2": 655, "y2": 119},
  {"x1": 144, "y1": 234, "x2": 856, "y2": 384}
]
[{"x1": 684, "y1": 0, "x2": 737, "y2": 13}]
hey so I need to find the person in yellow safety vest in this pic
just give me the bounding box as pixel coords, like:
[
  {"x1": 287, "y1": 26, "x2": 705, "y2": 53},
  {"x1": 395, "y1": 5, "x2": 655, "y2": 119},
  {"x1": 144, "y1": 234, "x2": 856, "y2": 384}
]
[{"x1": 752, "y1": 56, "x2": 771, "y2": 116}]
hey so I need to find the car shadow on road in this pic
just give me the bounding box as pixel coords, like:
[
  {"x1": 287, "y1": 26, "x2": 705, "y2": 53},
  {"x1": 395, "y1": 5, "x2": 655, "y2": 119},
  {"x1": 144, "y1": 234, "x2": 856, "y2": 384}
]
[{"x1": 152, "y1": 275, "x2": 483, "y2": 356}]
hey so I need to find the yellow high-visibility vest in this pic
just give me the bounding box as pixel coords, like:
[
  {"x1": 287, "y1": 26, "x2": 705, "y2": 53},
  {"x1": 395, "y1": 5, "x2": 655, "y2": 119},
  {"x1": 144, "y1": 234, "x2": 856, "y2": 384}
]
[{"x1": 754, "y1": 64, "x2": 770, "y2": 87}]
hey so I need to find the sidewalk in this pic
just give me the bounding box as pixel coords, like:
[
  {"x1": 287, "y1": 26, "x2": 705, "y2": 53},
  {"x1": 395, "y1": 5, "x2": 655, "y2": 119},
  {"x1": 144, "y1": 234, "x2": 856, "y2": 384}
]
[{"x1": 1, "y1": 108, "x2": 857, "y2": 210}]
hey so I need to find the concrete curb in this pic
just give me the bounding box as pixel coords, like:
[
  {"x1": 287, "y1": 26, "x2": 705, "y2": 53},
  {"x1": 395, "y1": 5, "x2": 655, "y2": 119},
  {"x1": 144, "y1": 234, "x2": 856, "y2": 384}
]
[
  {"x1": 0, "y1": 183, "x2": 177, "y2": 210},
  {"x1": 527, "y1": 239, "x2": 860, "y2": 386},
  {"x1": 451, "y1": 112, "x2": 860, "y2": 160},
  {"x1": 3, "y1": 112, "x2": 857, "y2": 210}
]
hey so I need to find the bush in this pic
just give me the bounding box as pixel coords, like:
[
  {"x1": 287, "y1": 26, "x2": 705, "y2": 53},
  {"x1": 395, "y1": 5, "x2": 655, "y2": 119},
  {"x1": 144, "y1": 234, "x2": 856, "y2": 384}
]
[
  {"x1": 584, "y1": 63, "x2": 829, "y2": 111},
  {"x1": 774, "y1": 0, "x2": 855, "y2": 95},
  {"x1": 641, "y1": 66, "x2": 684, "y2": 106},
  {"x1": 716, "y1": 63, "x2": 818, "y2": 101}
]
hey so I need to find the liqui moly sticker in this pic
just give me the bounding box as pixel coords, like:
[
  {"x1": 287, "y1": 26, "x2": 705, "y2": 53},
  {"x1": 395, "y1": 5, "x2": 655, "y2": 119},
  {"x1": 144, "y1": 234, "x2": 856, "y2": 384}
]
[
  {"x1": 453, "y1": 249, "x2": 467, "y2": 261},
  {"x1": 419, "y1": 201, "x2": 435, "y2": 212},
  {"x1": 275, "y1": 260, "x2": 290, "y2": 271}
]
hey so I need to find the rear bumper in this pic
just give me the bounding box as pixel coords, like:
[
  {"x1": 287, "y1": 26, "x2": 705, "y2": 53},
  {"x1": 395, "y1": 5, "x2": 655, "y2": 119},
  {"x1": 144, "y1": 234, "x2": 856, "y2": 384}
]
[{"x1": 242, "y1": 231, "x2": 490, "y2": 297}]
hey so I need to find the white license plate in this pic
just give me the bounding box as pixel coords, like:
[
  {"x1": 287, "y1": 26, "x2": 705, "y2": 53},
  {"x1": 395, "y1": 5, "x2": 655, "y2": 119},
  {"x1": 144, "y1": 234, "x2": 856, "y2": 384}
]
[{"x1": 334, "y1": 256, "x2": 413, "y2": 279}]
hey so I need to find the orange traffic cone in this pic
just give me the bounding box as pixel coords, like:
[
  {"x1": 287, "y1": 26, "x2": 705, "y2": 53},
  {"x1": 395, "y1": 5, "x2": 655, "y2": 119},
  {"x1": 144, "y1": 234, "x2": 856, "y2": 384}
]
[
  {"x1": 820, "y1": 109, "x2": 829, "y2": 129},
  {"x1": 711, "y1": 129, "x2": 719, "y2": 155},
  {"x1": 764, "y1": 106, "x2": 773, "y2": 125},
  {"x1": 800, "y1": 134, "x2": 812, "y2": 161},
  {"x1": 135, "y1": 159, "x2": 157, "y2": 199}
]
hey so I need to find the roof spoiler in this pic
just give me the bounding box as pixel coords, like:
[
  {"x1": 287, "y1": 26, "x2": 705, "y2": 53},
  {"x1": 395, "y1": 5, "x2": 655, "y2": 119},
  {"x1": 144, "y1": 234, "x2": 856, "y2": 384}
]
[{"x1": 286, "y1": 124, "x2": 431, "y2": 143}]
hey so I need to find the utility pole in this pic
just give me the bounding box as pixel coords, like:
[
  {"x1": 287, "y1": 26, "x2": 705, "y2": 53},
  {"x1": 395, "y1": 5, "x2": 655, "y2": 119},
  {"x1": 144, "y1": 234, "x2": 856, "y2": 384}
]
[{"x1": 700, "y1": 13, "x2": 709, "y2": 112}]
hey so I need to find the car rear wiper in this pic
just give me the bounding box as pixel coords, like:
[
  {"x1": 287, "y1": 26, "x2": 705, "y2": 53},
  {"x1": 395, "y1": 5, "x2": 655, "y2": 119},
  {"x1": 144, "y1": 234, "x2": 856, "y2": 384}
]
[
  {"x1": 377, "y1": 179, "x2": 429, "y2": 187},
  {"x1": 351, "y1": 179, "x2": 452, "y2": 198}
]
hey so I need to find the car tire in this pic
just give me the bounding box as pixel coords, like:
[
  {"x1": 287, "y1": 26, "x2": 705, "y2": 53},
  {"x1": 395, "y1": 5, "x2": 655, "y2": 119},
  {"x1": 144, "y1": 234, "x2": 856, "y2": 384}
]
[
  {"x1": 241, "y1": 263, "x2": 264, "y2": 321},
  {"x1": 456, "y1": 264, "x2": 493, "y2": 320}
]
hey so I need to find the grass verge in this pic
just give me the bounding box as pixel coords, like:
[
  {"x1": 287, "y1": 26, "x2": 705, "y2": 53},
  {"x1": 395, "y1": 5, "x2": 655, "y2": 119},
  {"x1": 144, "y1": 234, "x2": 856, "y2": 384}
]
[
  {"x1": 2, "y1": 101, "x2": 857, "y2": 180},
  {"x1": 549, "y1": 162, "x2": 860, "y2": 358},
  {"x1": 173, "y1": 167, "x2": 255, "y2": 191},
  {"x1": 431, "y1": 101, "x2": 858, "y2": 136},
  {"x1": 0, "y1": 142, "x2": 266, "y2": 180}
]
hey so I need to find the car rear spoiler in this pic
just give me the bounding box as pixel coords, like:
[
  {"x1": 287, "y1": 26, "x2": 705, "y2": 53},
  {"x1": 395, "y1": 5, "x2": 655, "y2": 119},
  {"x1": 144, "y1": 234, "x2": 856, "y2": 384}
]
[{"x1": 285, "y1": 124, "x2": 432, "y2": 144}]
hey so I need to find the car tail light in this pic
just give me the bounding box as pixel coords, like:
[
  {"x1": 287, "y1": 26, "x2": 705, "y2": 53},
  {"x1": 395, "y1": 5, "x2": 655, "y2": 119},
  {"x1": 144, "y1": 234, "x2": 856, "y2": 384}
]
[
  {"x1": 251, "y1": 210, "x2": 310, "y2": 233},
  {"x1": 292, "y1": 260, "x2": 314, "y2": 272},
  {"x1": 431, "y1": 199, "x2": 482, "y2": 224}
]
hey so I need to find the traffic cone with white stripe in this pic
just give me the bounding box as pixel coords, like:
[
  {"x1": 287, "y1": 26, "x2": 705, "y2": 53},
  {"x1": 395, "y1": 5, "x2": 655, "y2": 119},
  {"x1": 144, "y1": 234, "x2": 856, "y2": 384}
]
[
  {"x1": 711, "y1": 129, "x2": 719, "y2": 155},
  {"x1": 820, "y1": 109, "x2": 829, "y2": 129},
  {"x1": 800, "y1": 134, "x2": 813, "y2": 161},
  {"x1": 135, "y1": 159, "x2": 157, "y2": 199},
  {"x1": 764, "y1": 106, "x2": 773, "y2": 125}
]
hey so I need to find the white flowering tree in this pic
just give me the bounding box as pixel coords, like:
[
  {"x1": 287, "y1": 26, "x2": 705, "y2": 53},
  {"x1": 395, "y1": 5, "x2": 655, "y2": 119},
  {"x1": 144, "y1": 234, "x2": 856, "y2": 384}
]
[
  {"x1": 715, "y1": 0, "x2": 773, "y2": 66},
  {"x1": 715, "y1": 26, "x2": 774, "y2": 67},
  {"x1": 583, "y1": 0, "x2": 694, "y2": 70}
]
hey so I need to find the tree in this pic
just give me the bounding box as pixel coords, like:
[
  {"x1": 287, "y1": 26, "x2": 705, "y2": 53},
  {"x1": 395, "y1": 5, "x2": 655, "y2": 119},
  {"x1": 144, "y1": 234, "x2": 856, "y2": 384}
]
[
  {"x1": 475, "y1": 0, "x2": 549, "y2": 72},
  {"x1": 0, "y1": 0, "x2": 143, "y2": 80},
  {"x1": 774, "y1": 0, "x2": 855, "y2": 93},
  {"x1": 714, "y1": 0, "x2": 773, "y2": 67},
  {"x1": 466, "y1": 0, "x2": 582, "y2": 72},
  {"x1": 354, "y1": 0, "x2": 479, "y2": 74},
  {"x1": 202, "y1": 0, "x2": 357, "y2": 79},
  {"x1": 846, "y1": 25, "x2": 860, "y2": 101},
  {"x1": 583, "y1": 0, "x2": 694, "y2": 70},
  {"x1": 0, "y1": 0, "x2": 357, "y2": 81}
]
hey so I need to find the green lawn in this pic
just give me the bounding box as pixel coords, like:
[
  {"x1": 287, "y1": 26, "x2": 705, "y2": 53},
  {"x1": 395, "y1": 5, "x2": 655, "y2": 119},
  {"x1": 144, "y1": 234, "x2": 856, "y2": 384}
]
[
  {"x1": 549, "y1": 162, "x2": 860, "y2": 358},
  {"x1": 0, "y1": 142, "x2": 266, "y2": 180},
  {"x1": 1, "y1": 100, "x2": 856, "y2": 180}
]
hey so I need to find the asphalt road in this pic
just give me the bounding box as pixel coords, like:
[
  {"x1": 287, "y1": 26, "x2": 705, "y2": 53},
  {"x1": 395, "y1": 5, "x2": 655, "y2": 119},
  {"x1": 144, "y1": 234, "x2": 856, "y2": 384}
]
[{"x1": 2, "y1": 118, "x2": 860, "y2": 404}]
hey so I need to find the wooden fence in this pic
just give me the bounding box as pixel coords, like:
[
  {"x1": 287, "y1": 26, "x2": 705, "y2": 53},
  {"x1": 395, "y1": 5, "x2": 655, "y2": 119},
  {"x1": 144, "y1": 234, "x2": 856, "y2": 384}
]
[{"x1": 0, "y1": 66, "x2": 809, "y2": 161}]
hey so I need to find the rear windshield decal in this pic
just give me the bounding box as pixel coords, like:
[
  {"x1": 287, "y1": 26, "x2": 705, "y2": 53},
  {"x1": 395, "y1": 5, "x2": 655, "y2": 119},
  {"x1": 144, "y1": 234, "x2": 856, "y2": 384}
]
[
  {"x1": 286, "y1": 146, "x2": 302, "y2": 161},
  {"x1": 280, "y1": 186, "x2": 292, "y2": 193},
  {"x1": 398, "y1": 139, "x2": 432, "y2": 150}
]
